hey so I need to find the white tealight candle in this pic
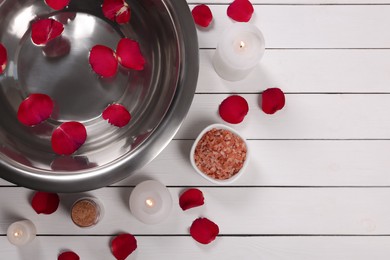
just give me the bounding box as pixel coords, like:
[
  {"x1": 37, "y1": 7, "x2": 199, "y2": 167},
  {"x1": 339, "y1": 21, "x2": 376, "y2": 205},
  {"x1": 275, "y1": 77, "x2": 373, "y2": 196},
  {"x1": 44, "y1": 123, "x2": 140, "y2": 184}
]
[
  {"x1": 7, "y1": 220, "x2": 36, "y2": 246},
  {"x1": 213, "y1": 23, "x2": 265, "y2": 81},
  {"x1": 129, "y1": 180, "x2": 172, "y2": 224}
]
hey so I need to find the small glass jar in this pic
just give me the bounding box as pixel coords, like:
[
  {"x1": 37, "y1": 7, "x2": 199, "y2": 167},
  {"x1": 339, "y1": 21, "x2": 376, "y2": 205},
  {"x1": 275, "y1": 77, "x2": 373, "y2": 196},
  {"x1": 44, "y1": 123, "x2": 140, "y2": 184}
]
[{"x1": 71, "y1": 197, "x2": 104, "y2": 228}]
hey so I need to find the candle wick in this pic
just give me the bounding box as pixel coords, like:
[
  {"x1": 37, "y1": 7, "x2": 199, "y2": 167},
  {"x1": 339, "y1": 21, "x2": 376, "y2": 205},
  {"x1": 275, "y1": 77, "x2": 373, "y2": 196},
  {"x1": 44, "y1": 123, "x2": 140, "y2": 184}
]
[{"x1": 239, "y1": 41, "x2": 245, "y2": 49}]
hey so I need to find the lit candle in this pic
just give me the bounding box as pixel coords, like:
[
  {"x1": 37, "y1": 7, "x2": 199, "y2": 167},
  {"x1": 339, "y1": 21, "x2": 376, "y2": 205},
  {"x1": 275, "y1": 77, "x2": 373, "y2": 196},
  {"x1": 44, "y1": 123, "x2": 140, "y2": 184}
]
[
  {"x1": 7, "y1": 220, "x2": 36, "y2": 246},
  {"x1": 129, "y1": 180, "x2": 172, "y2": 224},
  {"x1": 213, "y1": 23, "x2": 265, "y2": 81}
]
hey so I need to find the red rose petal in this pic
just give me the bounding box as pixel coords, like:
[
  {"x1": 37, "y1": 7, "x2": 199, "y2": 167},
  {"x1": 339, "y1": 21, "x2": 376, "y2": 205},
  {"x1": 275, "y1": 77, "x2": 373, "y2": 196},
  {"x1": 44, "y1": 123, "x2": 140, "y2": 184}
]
[
  {"x1": 42, "y1": 36, "x2": 71, "y2": 58},
  {"x1": 31, "y1": 18, "x2": 64, "y2": 45},
  {"x1": 51, "y1": 156, "x2": 97, "y2": 171},
  {"x1": 179, "y1": 188, "x2": 205, "y2": 211},
  {"x1": 116, "y1": 38, "x2": 145, "y2": 71},
  {"x1": 192, "y1": 4, "x2": 213, "y2": 28},
  {"x1": 261, "y1": 88, "x2": 285, "y2": 114},
  {"x1": 58, "y1": 251, "x2": 80, "y2": 260},
  {"x1": 219, "y1": 95, "x2": 249, "y2": 124},
  {"x1": 31, "y1": 191, "x2": 60, "y2": 214},
  {"x1": 190, "y1": 217, "x2": 219, "y2": 244},
  {"x1": 227, "y1": 0, "x2": 254, "y2": 22},
  {"x1": 111, "y1": 233, "x2": 137, "y2": 260},
  {"x1": 0, "y1": 43, "x2": 7, "y2": 74},
  {"x1": 56, "y1": 12, "x2": 77, "y2": 25},
  {"x1": 17, "y1": 93, "x2": 54, "y2": 126},
  {"x1": 89, "y1": 45, "x2": 118, "y2": 77},
  {"x1": 45, "y1": 0, "x2": 70, "y2": 10},
  {"x1": 51, "y1": 122, "x2": 87, "y2": 155},
  {"x1": 102, "y1": 0, "x2": 131, "y2": 24},
  {"x1": 0, "y1": 146, "x2": 32, "y2": 166},
  {"x1": 102, "y1": 104, "x2": 131, "y2": 127},
  {"x1": 115, "y1": 7, "x2": 131, "y2": 24}
]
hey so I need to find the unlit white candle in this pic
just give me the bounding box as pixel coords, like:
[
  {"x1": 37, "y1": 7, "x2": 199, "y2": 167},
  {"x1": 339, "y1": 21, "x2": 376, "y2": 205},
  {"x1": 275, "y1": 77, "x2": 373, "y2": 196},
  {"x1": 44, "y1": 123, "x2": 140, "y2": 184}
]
[
  {"x1": 213, "y1": 23, "x2": 265, "y2": 81},
  {"x1": 129, "y1": 180, "x2": 172, "y2": 224},
  {"x1": 7, "y1": 220, "x2": 36, "y2": 246}
]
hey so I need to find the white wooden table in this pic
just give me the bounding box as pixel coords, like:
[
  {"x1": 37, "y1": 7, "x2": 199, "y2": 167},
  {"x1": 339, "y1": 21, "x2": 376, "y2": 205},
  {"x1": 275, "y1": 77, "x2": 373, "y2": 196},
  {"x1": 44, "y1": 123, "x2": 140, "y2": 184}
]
[{"x1": 2, "y1": 0, "x2": 390, "y2": 259}]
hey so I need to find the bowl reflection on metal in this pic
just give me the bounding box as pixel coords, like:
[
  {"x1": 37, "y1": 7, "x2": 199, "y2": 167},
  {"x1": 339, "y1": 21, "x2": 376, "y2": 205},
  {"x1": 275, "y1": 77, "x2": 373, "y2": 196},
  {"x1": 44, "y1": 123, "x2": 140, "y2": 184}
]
[{"x1": 0, "y1": 0, "x2": 199, "y2": 192}]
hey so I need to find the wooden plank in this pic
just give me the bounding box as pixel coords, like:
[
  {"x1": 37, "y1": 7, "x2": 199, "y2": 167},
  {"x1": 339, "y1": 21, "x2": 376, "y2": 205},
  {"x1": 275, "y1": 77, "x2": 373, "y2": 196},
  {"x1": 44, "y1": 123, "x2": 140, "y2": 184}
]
[
  {"x1": 192, "y1": 5, "x2": 390, "y2": 48},
  {"x1": 187, "y1": 0, "x2": 390, "y2": 4},
  {"x1": 117, "y1": 139, "x2": 390, "y2": 186},
  {"x1": 0, "y1": 187, "x2": 389, "y2": 235},
  {"x1": 0, "y1": 179, "x2": 13, "y2": 186},
  {"x1": 197, "y1": 49, "x2": 390, "y2": 93},
  {"x1": 2, "y1": 139, "x2": 389, "y2": 187},
  {"x1": 1, "y1": 236, "x2": 390, "y2": 259},
  {"x1": 175, "y1": 94, "x2": 390, "y2": 139}
]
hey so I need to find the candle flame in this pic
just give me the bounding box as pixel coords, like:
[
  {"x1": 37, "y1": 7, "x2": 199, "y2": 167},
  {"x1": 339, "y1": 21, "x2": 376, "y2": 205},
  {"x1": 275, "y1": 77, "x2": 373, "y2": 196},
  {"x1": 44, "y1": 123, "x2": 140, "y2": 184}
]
[
  {"x1": 14, "y1": 230, "x2": 23, "y2": 237},
  {"x1": 145, "y1": 198, "x2": 155, "y2": 207},
  {"x1": 239, "y1": 41, "x2": 246, "y2": 49}
]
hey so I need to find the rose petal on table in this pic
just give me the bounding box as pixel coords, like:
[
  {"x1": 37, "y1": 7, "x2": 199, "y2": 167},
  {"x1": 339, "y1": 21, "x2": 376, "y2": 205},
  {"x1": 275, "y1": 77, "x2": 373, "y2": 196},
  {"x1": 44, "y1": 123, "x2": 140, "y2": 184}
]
[
  {"x1": 179, "y1": 188, "x2": 205, "y2": 211},
  {"x1": 102, "y1": 104, "x2": 131, "y2": 127},
  {"x1": 31, "y1": 18, "x2": 64, "y2": 45},
  {"x1": 219, "y1": 95, "x2": 249, "y2": 124},
  {"x1": 31, "y1": 191, "x2": 60, "y2": 215},
  {"x1": 190, "y1": 217, "x2": 219, "y2": 244},
  {"x1": 44, "y1": 0, "x2": 71, "y2": 10},
  {"x1": 116, "y1": 38, "x2": 145, "y2": 71},
  {"x1": 51, "y1": 122, "x2": 87, "y2": 155},
  {"x1": 17, "y1": 93, "x2": 54, "y2": 126},
  {"x1": 89, "y1": 45, "x2": 118, "y2": 77},
  {"x1": 111, "y1": 233, "x2": 137, "y2": 260},
  {"x1": 261, "y1": 88, "x2": 286, "y2": 114},
  {"x1": 0, "y1": 43, "x2": 7, "y2": 74},
  {"x1": 102, "y1": 0, "x2": 131, "y2": 24},
  {"x1": 192, "y1": 4, "x2": 213, "y2": 28},
  {"x1": 58, "y1": 251, "x2": 80, "y2": 260},
  {"x1": 227, "y1": 0, "x2": 254, "y2": 22}
]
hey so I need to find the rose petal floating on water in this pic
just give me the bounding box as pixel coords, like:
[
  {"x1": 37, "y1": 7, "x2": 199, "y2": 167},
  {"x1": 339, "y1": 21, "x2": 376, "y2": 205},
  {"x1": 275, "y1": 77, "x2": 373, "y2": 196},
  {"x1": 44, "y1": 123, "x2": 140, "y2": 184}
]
[
  {"x1": 111, "y1": 233, "x2": 137, "y2": 260},
  {"x1": 45, "y1": 0, "x2": 71, "y2": 10},
  {"x1": 0, "y1": 146, "x2": 32, "y2": 166},
  {"x1": 261, "y1": 88, "x2": 285, "y2": 114},
  {"x1": 17, "y1": 93, "x2": 54, "y2": 126},
  {"x1": 190, "y1": 217, "x2": 219, "y2": 244},
  {"x1": 116, "y1": 38, "x2": 145, "y2": 71},
  {"x1": 89, "y1": 45, "x2": 118, "y2": 77},
  {"x1": 56, "y1": 12, "x2": 77, "y2": 25},
  {"x1": 219, "y1": 95, "x2": 249, "y2": 124},
  {"x1": 227, "y1": 0, "x2": 254, "y2": 22},
  {"x1": 0, "y1": 43, "x2": 7, "y2": 74},
  {"x1": 58, "y1": 251, "x2": 80, "y2": 260},
  {"x1": 179, "y1": 188, "x2": 205, "y2": 211},
  {"x1": 51, "y1": 156, "x2": 97, "y2": 171},
  {"x1": 102, "y1": 104, "x2": 131, "y2": 127},
  {"x1": 31, "y1": 18, "x2": 64, "y2": 45},
  {"x1": 51, "y1": 122, "x2": 87, "y2": 155},
  {"x1": 31, "y1": 191, "x2": 60, "y2": 215},
  {"x1": 192, "y1": 4, "x2": 213, "y2": 28},
  {"x1": 42, "y1": 36, "x2": 71, "y2": 58},
  {"x1": 102, "y1": 0, "x2": 131, "y2": 24}
]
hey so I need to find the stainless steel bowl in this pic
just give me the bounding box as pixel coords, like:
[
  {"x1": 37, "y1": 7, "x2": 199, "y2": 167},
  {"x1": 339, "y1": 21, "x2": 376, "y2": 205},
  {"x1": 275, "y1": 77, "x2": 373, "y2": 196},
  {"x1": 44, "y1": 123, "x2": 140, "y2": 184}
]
[{"x1": 0, "y1": 0, "x2": 198, "y2": 192}]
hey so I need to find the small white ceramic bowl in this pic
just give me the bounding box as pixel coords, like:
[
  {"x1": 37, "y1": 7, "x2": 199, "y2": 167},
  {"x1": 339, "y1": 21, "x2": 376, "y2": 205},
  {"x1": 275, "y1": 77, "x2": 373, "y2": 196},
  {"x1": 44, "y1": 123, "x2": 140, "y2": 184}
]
[{"x1": 190, "y1": 123, "x2": 250, "y2": 185}]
